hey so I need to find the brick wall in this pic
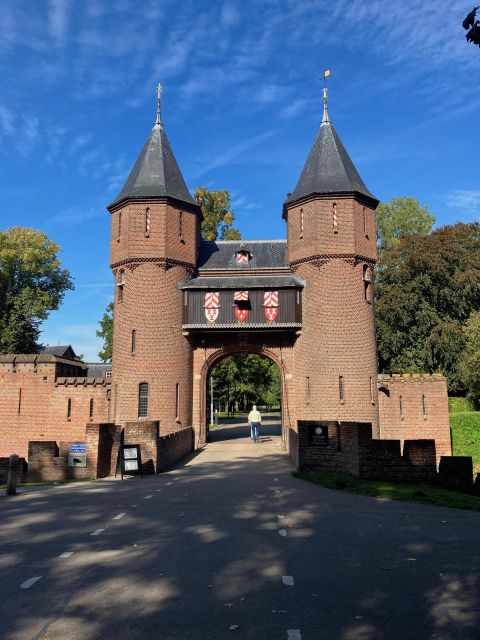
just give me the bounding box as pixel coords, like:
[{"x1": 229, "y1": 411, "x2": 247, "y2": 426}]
[
  {"x1": 378, "y1": 374, "x2": 451, "y2": 460},
  {"x1": 0, "y1": 456, "x2": 28, "y2": 483},
  {"x1": 157, "y1": 426, "x2": 194, "y2": 471},
  {"x1": 0, "y1": 357, "x2": 110, "y2": 459}
]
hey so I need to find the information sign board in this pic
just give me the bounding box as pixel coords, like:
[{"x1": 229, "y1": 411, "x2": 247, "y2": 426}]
[
  {"x1": 117, "y1": 444, "x2": 143, "y2": 479},
  {"x1": 70, "y1": 444, "x2": 86, "y2": 453},
  {"x1": 68, "y1": 452, "x2": 87, "y2": 467}
]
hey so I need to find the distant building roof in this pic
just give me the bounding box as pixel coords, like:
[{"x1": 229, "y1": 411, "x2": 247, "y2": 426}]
[
  {"x1": 286, "y1": 99, "x2": 378, "y2": 207},
  {"x1": 40, "y1": 345, "x2": 77, "y2": 360},
  {"x1": 180, "y1": 274, "x2": 303, "y2": 290},
  {"x1": 197, "y1": 240, "x2": 288, "y2": 271},
  {"x1": 85, "y1": 363, "x2": 112, "y2": 378}
]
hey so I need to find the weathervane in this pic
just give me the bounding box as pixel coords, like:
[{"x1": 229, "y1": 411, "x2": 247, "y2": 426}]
[
  {"x1": 156, "y1": 82, "x2": 162, "y2": 125},
  {"x1": 322, "y1": 68, "x2": 331, "y2": 124}
]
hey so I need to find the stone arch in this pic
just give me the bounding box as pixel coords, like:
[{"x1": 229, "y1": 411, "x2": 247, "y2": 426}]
[{"x1": 192, "y1": 342, "x2": 294, "y2": 449}]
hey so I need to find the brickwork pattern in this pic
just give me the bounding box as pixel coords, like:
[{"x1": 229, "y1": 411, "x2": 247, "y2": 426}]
[
  {"x1": 378, "y1": 374, "x2": 451, "y2": 460},
  {"x1": 0, "y1": 359, "x2": 110, "y2": 459}
]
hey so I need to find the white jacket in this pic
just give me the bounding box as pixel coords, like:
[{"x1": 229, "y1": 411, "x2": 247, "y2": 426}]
[{"x1": 248, "y1": 409, "x2": 262, "y2": 424}]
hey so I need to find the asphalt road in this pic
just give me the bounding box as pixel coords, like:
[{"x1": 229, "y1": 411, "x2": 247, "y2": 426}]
[{"x1": 0, "y1": 419, "x2": 479, "y2": 640}]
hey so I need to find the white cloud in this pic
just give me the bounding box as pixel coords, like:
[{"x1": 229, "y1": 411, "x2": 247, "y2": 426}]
[
  {"x1": 48, "y1": 204, "x2": 104, "y2": 227},
  {"x1": 278, "y1": 99, "x2": 308, "y2": 120},
  {"x1": 443, "y1": 190, "x2": 480, "y2": 215},
  {"x1": 189, "y1": 129, "x2": 277, "y2": 178},
  {"x1": 48, "y1": 0, "x2": 70, "y2": 46}
]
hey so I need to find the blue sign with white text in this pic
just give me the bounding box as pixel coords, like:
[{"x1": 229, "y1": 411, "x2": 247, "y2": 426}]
[{"x1": 70, "y1": 444, "x2": 86, "y2": 453}]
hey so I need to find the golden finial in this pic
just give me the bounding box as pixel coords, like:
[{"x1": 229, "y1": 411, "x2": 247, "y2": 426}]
[{"x1": 322, "y1": 68, "x2": 331, "y2": 124}]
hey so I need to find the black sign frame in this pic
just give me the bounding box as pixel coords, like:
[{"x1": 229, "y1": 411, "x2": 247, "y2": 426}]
[{"x1": 117, "y1": 444, "x2": 143, "y2": 479}]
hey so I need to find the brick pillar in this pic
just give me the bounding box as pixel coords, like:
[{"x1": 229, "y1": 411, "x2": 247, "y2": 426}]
[{"x1": 124, "y1": 420, "x2": 159, "y2": 475}]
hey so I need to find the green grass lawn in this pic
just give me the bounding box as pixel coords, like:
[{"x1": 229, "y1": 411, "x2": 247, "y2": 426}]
[
  {"x1": 448, "y1": 396, "x2": 480, "y2": 472},
  {"x1": 293, "y1": 469, "x2": 480, "y2": 511}
]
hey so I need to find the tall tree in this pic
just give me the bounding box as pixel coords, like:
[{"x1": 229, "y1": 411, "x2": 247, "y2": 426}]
[
  {"x1": 195, "y1": 187, "x2": 242, "y2": 241},
  {"x1": 375, "y1": 222, "x2": 480, "y2": 393},
  {"x1": 96, "y1": 302, "x2": 114, "y2": 362},
  {"x1": 459, "y1": 312, "x2": 480, "y2": 409},
  {"x1": 376, "y1": 196, "x2": 435, "y2": 254},
  {"x1": 211, "y1": 354, "x2": 280, "y2": 412},
  {"x1": 0, "y1": 227, "x2": 73, "y2": 354}
]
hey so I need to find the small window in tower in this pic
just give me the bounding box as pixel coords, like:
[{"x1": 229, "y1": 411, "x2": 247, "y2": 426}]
[
  {"x1": 175, "y1": 383, "x2": 180, "y2": 420},
  {"x1": 118, "y1": 211, "x2": 122, "y2": 239},
  {"x1": 399, "y1": 395, "x2": 404, "y2": 420},
  {"x1": 105, "y1": 370, "x2": 112, "y2": 378},
  {"x1": 67, "y1": 398, "x2": 72, "y2": 419},
  {"x1": 363, "y1": 207, "x2": 368, "y2": 238},
  {"x1": 117, "y1": 269, "x2": 125, "y2": 303},
  {"x1": 422, "y1": 395, "x2": 427, "y2": 419},
  {"x1": 131, "y1": 329, "x2": 136, "y2": 354},
  {"x1": 306, "y1": 376, "x2": 310, "y2": 404},
  {"x1": 89, "y1": 398, "x2": 94, "y2": 419},
  {"x1": 369, "y1": 376, "x2": 374, "y2": 404},
  {"x1": 18, "y1": 388, "x2": 22, "y2": 415},
  {"x1": 138, "y1": 382, "x2": 149, "y2": 418},
  {"x1": 339, "y1": 376, "x2": 345, "y2": 402},
  {"x1": 332, "y1": 203, "x2": 338, "y2": 233},
  {"x1": 179, "y1": 211, "x2": 184, "y2": 241},
  {"x1": 145, "y1": 208, "x2": 151, "y2": 236},
  {"x1": 363, "y1": 265, "x2": 372, "y2": 303},
  {"x1": 300, "y1": 208, "x2": 304, "y2": 238}
]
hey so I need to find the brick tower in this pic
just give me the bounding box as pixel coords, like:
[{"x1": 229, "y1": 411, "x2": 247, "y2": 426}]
[
  {"x1": 284, "y1": 88, "x2": 381, "y2": 433},
  {"x1": 108, "y1": 86, "x2": 201, "y2": 431}
]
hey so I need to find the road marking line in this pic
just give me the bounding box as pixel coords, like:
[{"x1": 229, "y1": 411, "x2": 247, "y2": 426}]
[
  {"x1": 144, "y1": 495, "x2": 153, "y2": 499},
  {"x1": 20, "y1": 576, "x2": 42, "y2": 589},
  {"x1": 131, "y1": 504, "x2": 138, "y2": 507},
  {"x1": 155, "y1": 489, "x2": 162, "y2": 492},
  {"x1": 174, "y1": 478, "x2": 180, "y2": 481},
  {"x1": 278, "y1": 529, "x2": 287, "y2": 537},
  {"x1": 166, "y1": 482, "x2": 173, "y2": 486},
  {"x1": 91, "y1": 529, "x2": 105, "y2": 536},
  {"x1": 113, "y1": 512, "x2": 126, "y2": 520},
  {"x1": 287, "y1": 630, "x2": 302, "y2": 640},
  {"x1": 282, "y1": 575, "x2": 294, "y2": 586},
  {"x1": 59, "y1": 551, "x2": 74, "y2": 558},
  {"x1": 276, "y1": 514, "x2": 285, "y2": 519},
  {"x1": 274, "y1": 478, "x2": 279, "y2": 481}
]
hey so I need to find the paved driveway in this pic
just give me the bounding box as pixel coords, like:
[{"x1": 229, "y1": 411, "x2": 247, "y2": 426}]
[{"x1": 0, "y1": 421, "x2": 479, "y2": 639}]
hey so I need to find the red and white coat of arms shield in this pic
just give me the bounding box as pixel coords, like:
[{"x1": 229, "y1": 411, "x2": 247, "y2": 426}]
[
  {"x1": 204, "y1": 291, "x2": 220, "y2": 323},
  {"x1": 263, "y1": 291, "x2": 279, "y2": 322}
]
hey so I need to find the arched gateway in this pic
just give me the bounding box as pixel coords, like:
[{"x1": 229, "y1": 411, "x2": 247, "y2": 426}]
[
  {"x1": 0, "y1": 85, "x2": 453, "y2": 476},
  {"x1": 108, "y1": 85, "x2": 380, "y2": 461}
]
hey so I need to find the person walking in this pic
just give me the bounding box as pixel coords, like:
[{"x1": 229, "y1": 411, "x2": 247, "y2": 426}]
[{"x1": 248, "y1": 405, "x2": 262, "y2": 443}]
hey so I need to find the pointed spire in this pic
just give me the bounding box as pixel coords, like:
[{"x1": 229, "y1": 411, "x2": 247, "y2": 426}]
[
  {"x1": 285, "y1": 85, "x2": 377, "y2": 207},
  {"x1": 109, "y1": 85, "x2": 196, "y2": 208},
  {"x1": 156, "y1": 82, "x2": 162, "y2": 126}
]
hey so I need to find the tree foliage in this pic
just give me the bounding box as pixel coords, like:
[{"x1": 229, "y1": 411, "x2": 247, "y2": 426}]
[
  {"x1": 211, "y1": 354, "x2": 280, "y2": 412},
  {"x1": 0, "y1": 227, "x2": 73, "y2": 354},
  {"x1": 375, "y1": 222, "x2": 480, "y2": 393},
  {"x1": 459, "y1": 312, "x2": 480, "y2": 409},
  {"x1": 376, "y1": 196, "x2": 435, "y2": 254},
  {"x1": 96, "y1": 302, "x2": 114, "y2": 362},
  {"x1": 195, "y1": 187, "x2": 242, "y2": 241}
]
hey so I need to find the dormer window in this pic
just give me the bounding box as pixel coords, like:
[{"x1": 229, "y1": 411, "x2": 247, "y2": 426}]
[{"x1": 235, "y1": 250, "x2": 250, "y2": 264}]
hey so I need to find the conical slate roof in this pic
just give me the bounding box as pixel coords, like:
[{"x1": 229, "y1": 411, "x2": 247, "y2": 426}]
[
  {"x1": 110, "y1": 121, "x2": 195, "y2": 208},
  {"x1": 286, "y1": 104, "x2": 377, "y2": 205}
]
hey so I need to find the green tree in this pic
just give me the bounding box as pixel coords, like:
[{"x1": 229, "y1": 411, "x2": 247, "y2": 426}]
[
  {"x1": 96, "y1": 302, "x2": 114, "y2": 362},
  {"x1": 0, "y1": 227, "x2": 73, "y2": 353},
  {"x1": 211, "y1": 354, "x2": 280, "y2": 412},
  {"x1": 376, "y1": 196, "x2": 435, "y2": 253},
  {"x1": 375, "y1": 222, "x2": 480, "y2": 393},
  {"x1": 195, "y1": 187, "x2": 242, "y2": 241},
  {"x1": 459, "y1": 312, "x2": 480, "y2": 409}
]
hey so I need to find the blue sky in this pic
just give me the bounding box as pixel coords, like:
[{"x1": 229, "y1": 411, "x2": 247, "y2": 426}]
[{"x1": 1, "y1": 0, "x2": 479, "y2": 361}]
